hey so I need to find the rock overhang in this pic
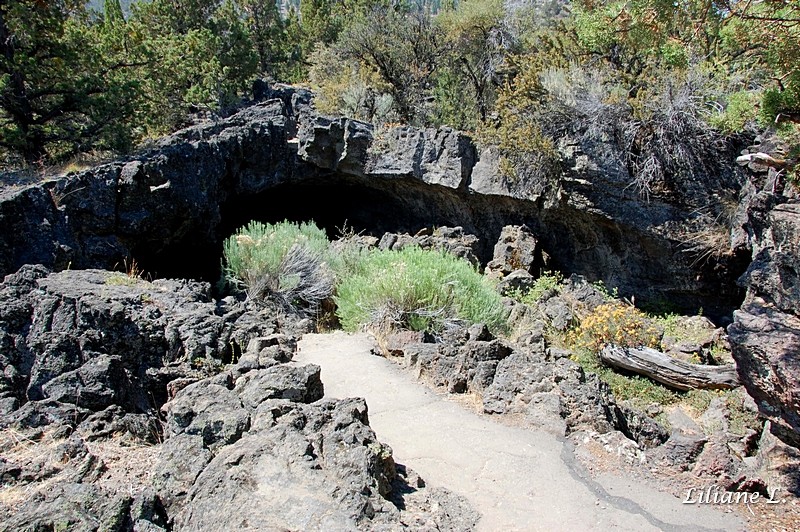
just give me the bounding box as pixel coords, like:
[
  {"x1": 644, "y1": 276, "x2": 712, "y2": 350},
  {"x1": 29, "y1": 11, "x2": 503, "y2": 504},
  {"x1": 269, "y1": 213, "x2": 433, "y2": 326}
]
[{"x1": 0, "y1": 86, "x2": 749, "y2": 317}]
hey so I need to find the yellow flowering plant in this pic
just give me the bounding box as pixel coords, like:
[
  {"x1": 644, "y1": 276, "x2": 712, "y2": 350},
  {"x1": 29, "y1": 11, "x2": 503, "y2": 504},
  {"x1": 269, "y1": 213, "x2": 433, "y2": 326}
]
[{"x1": 570, "y1": 302, "x2": 660, "y2": 353}]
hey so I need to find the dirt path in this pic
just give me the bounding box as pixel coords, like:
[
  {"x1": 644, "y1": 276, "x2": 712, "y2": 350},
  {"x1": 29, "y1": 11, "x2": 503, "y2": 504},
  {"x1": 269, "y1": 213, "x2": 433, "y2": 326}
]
[{"x1": 296, "y1": 332, "x2": 746, "y2": 532}]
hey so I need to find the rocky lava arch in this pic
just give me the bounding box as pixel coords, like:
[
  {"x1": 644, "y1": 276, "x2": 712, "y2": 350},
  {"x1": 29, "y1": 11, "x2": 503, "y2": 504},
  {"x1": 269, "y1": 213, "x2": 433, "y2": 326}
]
[
  {"x1": 151, "y1": 168, "x2": 748, "y2": 321},
  {"x1": 0, "y1": 91, "x2": 748, "y2": 320}
]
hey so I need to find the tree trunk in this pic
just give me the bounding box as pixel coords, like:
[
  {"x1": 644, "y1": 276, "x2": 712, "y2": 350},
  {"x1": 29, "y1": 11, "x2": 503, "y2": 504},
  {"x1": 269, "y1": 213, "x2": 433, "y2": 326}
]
[
  {"x1": 599, "y1": 345, "x2": 740, "y2": 391},
  {"x1": 0, "y1": 0, "x2": 44, "y2": 164}
]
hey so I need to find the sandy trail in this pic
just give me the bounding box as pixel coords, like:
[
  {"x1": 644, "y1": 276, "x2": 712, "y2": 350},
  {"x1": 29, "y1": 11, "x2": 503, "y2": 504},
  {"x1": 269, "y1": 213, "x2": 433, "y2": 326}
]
[{"x1": 296, "y1": 332, "x2": 745, "y2": 532}]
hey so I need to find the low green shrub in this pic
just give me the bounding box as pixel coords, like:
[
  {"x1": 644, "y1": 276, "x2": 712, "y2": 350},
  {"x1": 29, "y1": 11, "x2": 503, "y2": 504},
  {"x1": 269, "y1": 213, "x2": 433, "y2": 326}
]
[
  {"x1": 223, "y1": 220, "x2": 334, "y2": 309},
  {"x1": 654, "y1": 313, "x2": 714, "y2": 346},
  {"x1": 709, "y1": 90, "x2": 760, "y2": 134},
  {"x1": 572, "y1": 347, "x2": 679, "y2": 410},
  {"x1": 335, "y1": 246, "x2": 508, "y2": 334},
  {"x1": 508, "y1": 270, "x2": 563, "y2": 305},
  {"x1": 590, "y1": 279, "x2": 618, "y2": 301}
]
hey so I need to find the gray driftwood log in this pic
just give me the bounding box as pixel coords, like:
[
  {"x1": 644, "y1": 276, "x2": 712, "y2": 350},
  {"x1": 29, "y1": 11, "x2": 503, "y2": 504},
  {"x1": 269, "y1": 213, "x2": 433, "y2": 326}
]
[{"x1": 600, "y1": 345, "x2": 740, "y2": 391}]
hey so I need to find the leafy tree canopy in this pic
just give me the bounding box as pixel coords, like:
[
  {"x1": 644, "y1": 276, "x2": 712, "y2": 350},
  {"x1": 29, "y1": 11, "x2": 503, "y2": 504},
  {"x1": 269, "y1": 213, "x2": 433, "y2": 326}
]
[{"x1": 0, "y1": 0, "x2": 797, "y2": 174}]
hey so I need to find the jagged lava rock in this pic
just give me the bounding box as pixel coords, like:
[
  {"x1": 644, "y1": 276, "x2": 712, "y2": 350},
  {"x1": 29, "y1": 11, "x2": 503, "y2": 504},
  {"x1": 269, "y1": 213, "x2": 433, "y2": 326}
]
[
  {"x1": 729, "y1": 200, "x2": 800, "y2": 448},
  {"x1": 0, "y1": 85, "x2": 750, "y2": 315},
  {"x1": 0, "y1": 267, "x2": 277, "y2": 428}
]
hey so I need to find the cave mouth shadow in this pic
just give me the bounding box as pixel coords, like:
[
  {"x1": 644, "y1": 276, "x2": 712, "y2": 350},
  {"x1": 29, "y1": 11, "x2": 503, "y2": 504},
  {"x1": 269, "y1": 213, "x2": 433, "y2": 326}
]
[
  {"x1": 219, "y1": 179, "x2": 428, "y2": 246},
  {"x1": 131, "y1": 173, "x2": 747, "y2": 322},
  {"x1": 135, "y1": 176, "x2": 499, "y2": 285}
]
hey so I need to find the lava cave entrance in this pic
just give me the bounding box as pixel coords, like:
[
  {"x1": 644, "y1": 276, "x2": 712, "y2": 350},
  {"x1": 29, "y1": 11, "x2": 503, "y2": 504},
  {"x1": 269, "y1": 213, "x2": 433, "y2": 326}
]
[{"x1": 130, "y1": 174, "x2": 747, "y2": 323}]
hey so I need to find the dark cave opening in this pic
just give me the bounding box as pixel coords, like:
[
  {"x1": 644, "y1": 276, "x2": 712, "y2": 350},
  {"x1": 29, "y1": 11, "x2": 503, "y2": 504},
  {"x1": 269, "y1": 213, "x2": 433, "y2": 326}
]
[
  {"x1": 132, "y1": 174, "x2": 502, "y2": 285},
  {"x1": 220, "y1": 178, "x2": 432, "y2": 244},
  {"x1": 131, "y1": 172, "x2": 748, "y2": 323}
]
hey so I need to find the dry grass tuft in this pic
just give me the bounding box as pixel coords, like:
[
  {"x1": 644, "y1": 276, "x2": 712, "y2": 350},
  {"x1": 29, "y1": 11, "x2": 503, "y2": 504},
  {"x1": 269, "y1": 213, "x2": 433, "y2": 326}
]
[{"x1": 0, "y1": 426, "x2": 160, "y2": 516}]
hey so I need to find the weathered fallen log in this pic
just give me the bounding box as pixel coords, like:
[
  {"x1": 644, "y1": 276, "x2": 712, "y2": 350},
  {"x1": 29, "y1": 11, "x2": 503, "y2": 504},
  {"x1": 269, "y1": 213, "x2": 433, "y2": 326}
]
[
  {"x1": 735, "y1": 152, "x2": 788, "y2": 169},
  {"x1": 599, "y1": 345, "x2": 740, "y2": 391}
]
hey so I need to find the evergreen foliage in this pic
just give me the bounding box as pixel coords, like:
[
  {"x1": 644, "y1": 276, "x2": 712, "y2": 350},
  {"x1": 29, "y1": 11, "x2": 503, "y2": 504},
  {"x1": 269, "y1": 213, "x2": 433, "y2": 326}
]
[
  {"x1": 0, "y1": 0, "x2": 797, "y2": 169},
  {"x1": 0, "y1": 0, "x2": 138, "y2": 163}
]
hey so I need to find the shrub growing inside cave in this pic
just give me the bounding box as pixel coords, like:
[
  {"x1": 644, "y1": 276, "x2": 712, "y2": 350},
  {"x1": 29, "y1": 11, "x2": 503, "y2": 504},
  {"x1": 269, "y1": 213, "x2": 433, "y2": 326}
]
[
  {"x1": 335, "y1": 246, "x2": 508, "y2": 335},
  {"x1": 223, "y1": 220, "x2": 334, "y2": 309},
  {"x1": 222, "y1": 222, "x2": 508, "y2": 332}
]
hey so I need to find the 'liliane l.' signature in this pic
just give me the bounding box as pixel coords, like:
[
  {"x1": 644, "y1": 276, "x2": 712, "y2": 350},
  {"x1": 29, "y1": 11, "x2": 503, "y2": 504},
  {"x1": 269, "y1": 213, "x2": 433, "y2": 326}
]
[{"x1": 683, "y1": 486, "x2": 783, "y2": 505}]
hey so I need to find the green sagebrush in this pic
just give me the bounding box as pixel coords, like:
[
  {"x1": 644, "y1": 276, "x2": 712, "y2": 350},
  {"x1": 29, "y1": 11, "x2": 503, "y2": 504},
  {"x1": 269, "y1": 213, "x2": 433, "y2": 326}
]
[
  {"x1": 223, "y1": 220, "x2": 333, "y2": 309},
  {"x1": 335, "y1": 246, "x2": 508, "y2": 334}
]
